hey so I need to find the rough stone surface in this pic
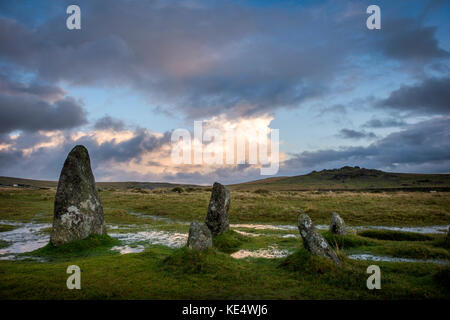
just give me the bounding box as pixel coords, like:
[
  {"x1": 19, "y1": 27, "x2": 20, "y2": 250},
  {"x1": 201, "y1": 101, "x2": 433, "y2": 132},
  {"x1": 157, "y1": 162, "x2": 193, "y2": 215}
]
[
  {"x1": 329, "y1": 212, "x2": 346, "y2": 235},
  {"x1": 298, "y1": 213, "x2": 342, "y2": 266},
  {"x1": 187, "y1": 221, "x2": 213, "y2": 251},
  {"x1": 50, "y1": 145, "x2": 106, "y2": 246},
  {"x1": 205, "y1": 182, "x2": 230, "y2": 236}
]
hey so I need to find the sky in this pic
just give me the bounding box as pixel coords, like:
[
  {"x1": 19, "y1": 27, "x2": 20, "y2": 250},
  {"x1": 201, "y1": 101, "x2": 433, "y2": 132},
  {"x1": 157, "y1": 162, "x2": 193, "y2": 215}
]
[{"x1": 0, "y1": 0, "x2": 449, "y2": 184}]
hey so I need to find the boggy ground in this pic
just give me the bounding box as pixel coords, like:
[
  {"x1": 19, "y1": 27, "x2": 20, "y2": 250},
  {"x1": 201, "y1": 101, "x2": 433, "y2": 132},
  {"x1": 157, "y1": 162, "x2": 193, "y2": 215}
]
[{"x1": 0, "y1": 187, "x2": 449, "y2": 299}]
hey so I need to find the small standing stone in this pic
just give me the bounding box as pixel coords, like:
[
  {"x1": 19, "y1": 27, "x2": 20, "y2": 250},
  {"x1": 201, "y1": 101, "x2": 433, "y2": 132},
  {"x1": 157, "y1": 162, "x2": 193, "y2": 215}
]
[
  {"x1": 329, "y1": 212, "x2": 346, "y2": 235},
  {"x1": 205, "y1": 182, "x2": 230, "y2": 236},
  {"x1": 298, "y1": 213, "x2": 342, "y2": 266},
  {"x1": 187, "y1": 221, "x2": 213, "y2": 251},
  {"x1": 50, "y1": 145, "x2": 106, "y2": 246}
]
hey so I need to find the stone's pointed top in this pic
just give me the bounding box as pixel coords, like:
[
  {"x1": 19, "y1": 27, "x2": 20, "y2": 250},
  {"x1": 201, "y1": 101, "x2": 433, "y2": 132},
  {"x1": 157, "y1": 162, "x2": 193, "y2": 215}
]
[
  {"x1": 330, "y1": 212, "x2": 346, "y2": 235},
  {"x1": 187, "y1": 221, "x2": 212, "y2": 251},
  {"x1": 50, "y1": 145, "x2": 106, "y2": 246},
  {"x1": 205, "y1": 182, "x2": 230, "y2": 236},
  {"x1": 297, "y1": 213, "x2": 342, "y2": 267},
  {"x1": 298, "y1": 213, "x2": 313, "y2": 232},
  {"x1": 70, "y1": 144, "x2": 88, "y2": 153}
]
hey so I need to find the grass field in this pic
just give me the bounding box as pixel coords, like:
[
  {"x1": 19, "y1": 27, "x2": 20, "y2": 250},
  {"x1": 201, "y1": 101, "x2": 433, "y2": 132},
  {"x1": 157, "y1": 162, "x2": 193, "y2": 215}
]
[{"x1": 0, "y1": 171, "x2": 449, "y2": 299}]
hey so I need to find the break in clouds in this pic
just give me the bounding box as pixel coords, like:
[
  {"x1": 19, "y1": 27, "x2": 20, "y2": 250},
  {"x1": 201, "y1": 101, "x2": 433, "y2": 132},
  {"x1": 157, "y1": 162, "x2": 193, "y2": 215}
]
[{"x1": 0, "y1": 0, "x2": 449, "y2": 183}]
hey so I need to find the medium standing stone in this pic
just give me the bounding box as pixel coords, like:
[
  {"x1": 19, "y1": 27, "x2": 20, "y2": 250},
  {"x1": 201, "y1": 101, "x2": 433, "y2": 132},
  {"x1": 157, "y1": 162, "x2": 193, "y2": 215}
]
[
  {"x1": 187, "y1": 221, "x2": 213, "y2": 251},
  {"x1": 329, "y1": 212, "x2": 346, "y2": 235},
  {"x1": 205, "y1": 182, "x2": 230, "y2": 236},
  {"x1": 298, "y1": 213, "x2": 342, "y2": 266},
  {"x1": 50, "y1": 145, "x2": 106, "y2": 246}
]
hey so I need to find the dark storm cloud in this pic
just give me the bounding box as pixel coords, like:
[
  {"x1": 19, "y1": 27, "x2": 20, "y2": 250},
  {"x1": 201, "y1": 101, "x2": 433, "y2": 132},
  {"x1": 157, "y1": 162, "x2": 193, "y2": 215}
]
[
  {"x1": 0, "y1": 93, "x2": 87, "y2": 133},
  {"x1": 0, "y1": 1, "x2": 448, "y2": 119},
  {"x1": 284, "y1": 117, "x2": 450, "y2": 173},
  {"x1": 79, "y1": 130, "x2": 172, "y2": 164},
  {"x1": 0, "y1": 0, "x2": 383, "y2": 118},
  {"x1": 379, "y1": 19, "x2": 449, "y2": 61},
  {"x1": 94, "y1": 116, "x2": 126, "y2": 131},
  {"x1": 362, "y1": 118, "x2": 407, "y2": 128},
  {"x1": 379, "y1": 77, "x2": 450, "y2": 115},
  {"x1": 338, "y1": 129, "x2": 376, "y2": 140},
  {"x1": 0, "y1": 74, "x2": 66, "y2": 102}
]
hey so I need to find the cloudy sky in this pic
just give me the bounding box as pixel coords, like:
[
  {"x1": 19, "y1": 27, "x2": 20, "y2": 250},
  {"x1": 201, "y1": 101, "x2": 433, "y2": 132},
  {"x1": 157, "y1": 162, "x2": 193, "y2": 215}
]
[{"x1": 0, "y1": 0, "x2": 449, "y2": 184}]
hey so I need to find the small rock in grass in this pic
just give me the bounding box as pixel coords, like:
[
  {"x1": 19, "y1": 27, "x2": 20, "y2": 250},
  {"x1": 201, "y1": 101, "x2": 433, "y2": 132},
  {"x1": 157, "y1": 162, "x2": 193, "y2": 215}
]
[
  {"x1": 187, "y1": 221, "x2": 212, "y2": 251},
  {"x1": 329, "y1": 212, "x2": 346, "y2": 235}
]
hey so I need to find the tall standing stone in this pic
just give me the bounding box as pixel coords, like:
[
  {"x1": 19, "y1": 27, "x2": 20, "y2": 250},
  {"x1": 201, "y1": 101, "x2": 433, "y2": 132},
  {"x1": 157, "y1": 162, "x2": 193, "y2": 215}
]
[
  {"x1": 329, "y1": 212, "x2": 346, "y2": 235},
  {"x1": 205, "y1": 182, "x2": 230, "y2": 236},
  {"x1": 298, "y1": 213, "x2": 342, "y2": 266},
  {"x1": 187, "y1": 221, "x2": 213, "y2": 251},
  {"x1": 50, "y1": 145, "x2": 106, "y2": 246}
]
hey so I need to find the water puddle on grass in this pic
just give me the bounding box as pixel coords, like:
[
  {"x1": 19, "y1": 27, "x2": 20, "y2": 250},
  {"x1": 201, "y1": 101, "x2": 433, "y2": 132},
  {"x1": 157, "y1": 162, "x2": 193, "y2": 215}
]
[
  {"x1": 348, "y1": 254, "x2": 449, "y2": 265},
  {"x1": 354, "y1": 225, "x2": 449, "y2": 234},
  {"x1": 231, "y1": 246, "x2": 290, "y2": 259},
  {"x1": 128, "y1": 212, "x2": 189, "y2": 225},
  {"x1": 234, "y1": 230, "x2": 261, "y2": 237},
  {"x1": 231, "y1": 223, "x2": 296, "y2": 231},
  {"x1": 109, "y1": 230, "x2": 187, "y2": 253},
  {"x1": 231, "y1": 223, "x2": 449, "y2": 234},
  {"x1": 111, "y1": 244, "x2": 145, "y2": 254},
  {"x1": 0, "y1": 221, "x2": 50, "y2": 260}
]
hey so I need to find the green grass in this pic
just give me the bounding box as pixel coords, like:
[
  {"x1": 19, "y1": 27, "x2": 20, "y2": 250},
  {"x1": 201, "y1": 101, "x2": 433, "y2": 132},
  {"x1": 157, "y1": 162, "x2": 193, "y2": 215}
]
[
  {"x1": 0, "y1": 185, "x2": 449, "y2": 300},
  {"x1": 0, "y1": 239, "x2": 9, "y2": 249},
  {"x1": 1, "y1": 187, "x2": 449, "y2": 226},
  {"x1": 27, "y1": 234, "x2": 120, "y2": 261},
  {"x1": 212, "y1": 229, "x2": 247, "y2": 253},
  {"x1": 0, "y1": 224, "x2": 16, "y2": 232},
  {"x1": 1, "y1": 244, "x2": 448, "y2": 300},
  {"x1": 323, "y1": 231, "x2": 375, "y2": 249},
  {"x1": 358, "y1": 230, "x2": 434, "y2": 241}
]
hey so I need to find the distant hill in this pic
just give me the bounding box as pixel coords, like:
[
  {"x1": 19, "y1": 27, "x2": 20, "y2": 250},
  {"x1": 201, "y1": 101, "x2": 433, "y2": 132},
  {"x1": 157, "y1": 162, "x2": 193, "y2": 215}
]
[
  {"x1": 2, "y1": 166, "x2": 450, "y2": 192},
  {"x1": 229, "y1": 166, "x2": 450, "y2": 191},
  {"x1": 0, "y1": 176, "x2": 199, "y2": 190}
]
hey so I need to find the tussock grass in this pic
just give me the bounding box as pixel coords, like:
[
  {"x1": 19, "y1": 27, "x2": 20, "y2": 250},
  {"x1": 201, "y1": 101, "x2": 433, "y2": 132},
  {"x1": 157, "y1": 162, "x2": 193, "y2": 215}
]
[
  {"x1": 213, "y1": 229, "x2": 247, "y2": 253},
  {"x1": 376, "y1": 244, "x2": 450, "y2": 260},
  {"x1": 160, "y1": 247, "x2": 227, "y2": 274},
  {"x1": 322, "y1": 231, "x2": 374, "y2": 249}
]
